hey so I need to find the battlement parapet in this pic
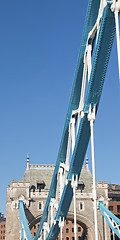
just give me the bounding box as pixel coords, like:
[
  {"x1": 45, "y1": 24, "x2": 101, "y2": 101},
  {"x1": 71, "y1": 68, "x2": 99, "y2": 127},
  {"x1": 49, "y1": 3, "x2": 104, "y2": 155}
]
[
  {"x1": 30, "y1": 189, "x2": 49, "y2": 199},
  {"x1": 76, "y1": 192, "x2": 93, "y2": 199},
  {"x1": 97, "y1": 181, "x2": 108, "y2": 188},
  {"x1": 11, "y1": 179, "x2": 17, "y2": 183},
  {"x1": 11, "y1": 181, "x2": 30, "y2": 188},
  {"x1": 29, "y1": 164, "x2": 55, "y2": 170}
]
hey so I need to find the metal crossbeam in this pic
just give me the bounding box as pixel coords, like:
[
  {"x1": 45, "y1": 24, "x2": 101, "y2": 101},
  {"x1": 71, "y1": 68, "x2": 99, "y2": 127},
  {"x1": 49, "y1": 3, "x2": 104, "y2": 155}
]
[
  {"x1": 19, "y1": 201, "x2": 33, "y2": 240},
  {"x1": 99, "y1": 201, "x2": 120, "y2": 239}
]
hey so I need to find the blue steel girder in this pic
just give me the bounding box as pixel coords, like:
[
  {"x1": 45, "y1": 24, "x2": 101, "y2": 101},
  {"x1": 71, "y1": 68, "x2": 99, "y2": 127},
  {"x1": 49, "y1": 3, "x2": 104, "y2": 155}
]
[
  {"x1": 46, "y1": 3, "x2": 115, "y2": 240},
  {"x1": 34, "y1": 0, "x2": 101, "y2": 239},
  {"x1": 19, "y1": 1, "x2": 116, "y2": 240},
  {"x1": 19, "y1": 201, "x2": 33, "y2": 240},
  {"x1": 84, "y1": 3, "x2": 115, "y2": 112},
  {"x1": 99, "y1": 201, "x2": 120, "y2": 238}
]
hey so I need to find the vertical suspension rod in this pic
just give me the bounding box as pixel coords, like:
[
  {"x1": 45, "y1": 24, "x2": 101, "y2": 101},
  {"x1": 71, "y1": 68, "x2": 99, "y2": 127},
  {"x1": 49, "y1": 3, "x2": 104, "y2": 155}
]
[
  {"x1": 51, "y1": 202, "x2": 53, "y2": 227},
  {"x1": 59, "y1": 217, "x2": 64, "y2": 240},
  {"x1": 73, "y1": 182, "x2": 77, "y2": 240},
  {"x1": 88, "y1": 106, "x2": 98, "y2": 240},
  {"x1": 71, "y1": 117, "x2": 77, "y2": 240},
  {"x1": 60, "y1": 227, "x2": 62, "y2": 240},
  {"x1": 43, "y1": 222, "x2": 48, "y2": 240},
  {"x1": 90, "y1": 119, "x2": 98, "y2": 240},
  {"x1": 71, "y1": 175, "x2": 78, "y2": 240}
]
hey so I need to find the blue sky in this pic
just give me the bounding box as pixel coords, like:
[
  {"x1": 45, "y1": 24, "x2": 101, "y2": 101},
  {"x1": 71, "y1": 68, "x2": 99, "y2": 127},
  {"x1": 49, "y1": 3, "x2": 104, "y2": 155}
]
[{"x1": 0, "y1": 0, "x2": 120, "y2": 214}]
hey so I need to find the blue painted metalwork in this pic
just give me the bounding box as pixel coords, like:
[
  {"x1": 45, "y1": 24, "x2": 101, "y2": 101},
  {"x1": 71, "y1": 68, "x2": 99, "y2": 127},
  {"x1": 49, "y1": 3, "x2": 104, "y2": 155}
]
[
  {"x1": 19, "y1": 201, "x2": 33, "y2": 240},
  {"x1": 34, "y1": 0, "x2": 101, "y2": 239},
  {"x1": 81, "y1": 229, "x2": 86, "y2": 240},
  {"x1": 46, "y1": 4, "x2": 115, "y2": 239},
  {"x1": 84, "y1": 3, "x2": 115, "y2": 112},
  {"x1": 19, "y1": 1, "x2": 116, "y2": 239},
  {"x1": 99, "y1": 201, "x2": 120, "y2": 238}
]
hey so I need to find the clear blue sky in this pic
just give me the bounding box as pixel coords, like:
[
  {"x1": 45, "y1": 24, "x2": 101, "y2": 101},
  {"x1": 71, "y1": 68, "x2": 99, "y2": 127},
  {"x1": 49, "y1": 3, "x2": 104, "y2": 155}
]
[{"x1": 0, "y1": 1, "x2": 120, "y2": 214}]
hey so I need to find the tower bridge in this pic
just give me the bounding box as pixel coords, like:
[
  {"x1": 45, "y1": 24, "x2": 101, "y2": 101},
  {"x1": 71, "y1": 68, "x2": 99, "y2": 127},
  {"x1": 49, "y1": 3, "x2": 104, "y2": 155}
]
[
  {"x1": 6, "y1": 156, "x2": 111, "y2": 239},
  {"x1": 5, "y1": 0, "x2": 120, "y2": 239}
]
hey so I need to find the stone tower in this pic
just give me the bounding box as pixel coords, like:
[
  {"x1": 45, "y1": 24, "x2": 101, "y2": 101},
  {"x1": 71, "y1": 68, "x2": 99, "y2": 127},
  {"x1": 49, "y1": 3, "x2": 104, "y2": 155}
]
[{"x1": 6, "y1": 156, "x2": 110, "y2": 240}]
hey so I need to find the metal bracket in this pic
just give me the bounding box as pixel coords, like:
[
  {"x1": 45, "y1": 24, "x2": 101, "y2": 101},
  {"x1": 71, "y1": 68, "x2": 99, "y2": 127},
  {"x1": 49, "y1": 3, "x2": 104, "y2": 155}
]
[
  {"x1": 58, "y1": 217, "x2": 64, "y2": 228},
  {"x1": 60, "y1": 162, "x2": 69, "y2": 172},
  {"x1": 43, "y1": 222, "x2": 49, "y2": 233},
  {"x1": 71, "y1": 175, "x2": 78, "y2": 188},
  {"x1": 65, "y1": 178, "x2": 71, "y2": 186},
  {"x1": 87, "y1": 105, "x2": 96, "y2": 122},
  {"x1": 111, "y1": 0, "x2": 120, "y2": 12}
]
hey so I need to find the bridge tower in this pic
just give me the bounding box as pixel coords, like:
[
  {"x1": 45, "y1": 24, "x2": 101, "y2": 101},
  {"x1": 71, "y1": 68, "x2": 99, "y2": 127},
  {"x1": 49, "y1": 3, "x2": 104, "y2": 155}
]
[{"x1": 6, "y1": 156, "x2": 110, "y2": 240}]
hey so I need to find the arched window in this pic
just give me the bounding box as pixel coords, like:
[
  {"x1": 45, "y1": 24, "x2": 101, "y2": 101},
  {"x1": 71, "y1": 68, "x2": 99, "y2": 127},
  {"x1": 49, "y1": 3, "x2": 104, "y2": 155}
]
[
  {"x1": 30, "y1": 185, "x2": 36, "y2": 192},
  {"x1": 66, "y1": 228, "x2": 69, "y2": 233},
  {"x1": 78, "y1": 226, "x2": 81, "y2": 232},
  {"x1": 66, "y1": 219, "x2": 69, "y2": 225}
]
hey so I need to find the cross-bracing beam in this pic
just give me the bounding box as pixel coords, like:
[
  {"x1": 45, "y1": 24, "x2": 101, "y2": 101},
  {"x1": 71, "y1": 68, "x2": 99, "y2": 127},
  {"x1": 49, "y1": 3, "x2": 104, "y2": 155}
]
[
  {"x1": 19, "y1": 201, "x2": 33, "y2": 240},
  {"x1": 99, "y1": 201, "x2": 120, "y2": 239}
]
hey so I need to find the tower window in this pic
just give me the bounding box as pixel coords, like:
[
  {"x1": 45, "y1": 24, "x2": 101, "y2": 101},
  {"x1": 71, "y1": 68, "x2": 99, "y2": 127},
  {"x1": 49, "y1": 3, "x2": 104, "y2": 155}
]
[
  {"x1": 66, "y1": 228, "x2": 69, "y2": 233},
  {"x1": 109, "y1": 206, "x2": 113, "y2": 211},
  {"x1": 117, "y1": 205, "x2": 120, "y2": 213},
  {"x1": 30, "y1": 185, "x2": 36, "y2": 192},
  {"x1": 37, "y1": 182, "x2": 45, "y2": 191},
  {"x1": 78, "y1": 226, "x2": 81, "y2": 232},
  {"x1": 38, "y1": 202, "x2": 43, "y2": 210},
  {"x1": 79, "y1": 202, "x2": 84, "y2": 211},
  {"x1": 66, "y1": 219, "x2": 69, "y2": 225},
  {"x1": 77, "y1": 183, "x2": 85, "y2": 192}
]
